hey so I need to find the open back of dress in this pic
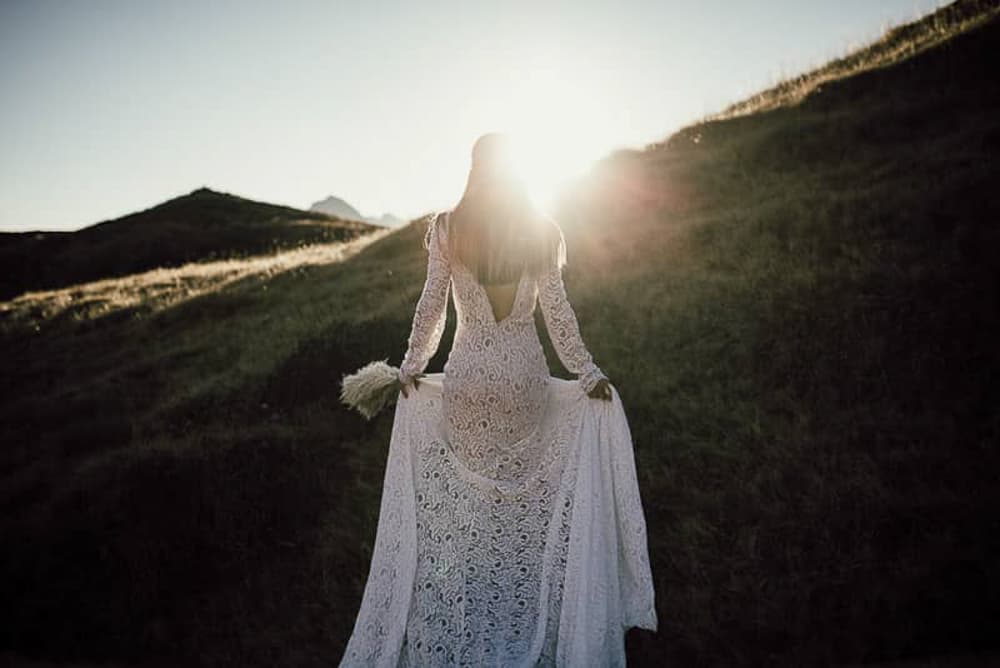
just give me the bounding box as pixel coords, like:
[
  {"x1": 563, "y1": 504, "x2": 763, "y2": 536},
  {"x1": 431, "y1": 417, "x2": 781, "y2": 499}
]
[
  {"x1": 444, "y1": 213, "x2": 553, "y2": 485},
  {"x1": 339, "y1": 212, "x2": 657, "y2": 667}
]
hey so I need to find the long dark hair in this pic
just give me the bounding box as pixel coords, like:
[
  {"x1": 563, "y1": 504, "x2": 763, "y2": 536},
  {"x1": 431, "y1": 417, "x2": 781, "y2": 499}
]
[{"x1": 443, "y1": 132, "x2": 565, "y2": 285}]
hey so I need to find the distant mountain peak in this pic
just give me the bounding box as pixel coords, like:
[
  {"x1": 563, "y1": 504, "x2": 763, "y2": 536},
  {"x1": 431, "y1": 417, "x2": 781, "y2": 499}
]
[
  {"x1": 310, "y1": 194, "x2": 403, "y2": 227},
  {"x1": 310, "y1": 195, "x2": 365, "y2": 222}
]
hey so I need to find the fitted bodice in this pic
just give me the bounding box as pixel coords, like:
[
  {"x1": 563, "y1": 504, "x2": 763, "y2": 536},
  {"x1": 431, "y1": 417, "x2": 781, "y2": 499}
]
[
  {"x1": 397, "y1": 210, "x2": 609, "y2": 486},
  {"x1": 443, "y1": 258, "x2": 552, "y2": 480},
  {"x1": 451, "y1": 259, "x2": 534, "y2": 330}
]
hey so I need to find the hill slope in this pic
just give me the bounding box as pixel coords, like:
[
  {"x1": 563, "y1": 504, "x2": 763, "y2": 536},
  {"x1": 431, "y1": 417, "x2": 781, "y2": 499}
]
[
  {"x1": 1, "y1": 2, "x2": 998, "y2": 666},
  {"x1": 0, "y1": 187, "x2": 378, "y2": 300}
]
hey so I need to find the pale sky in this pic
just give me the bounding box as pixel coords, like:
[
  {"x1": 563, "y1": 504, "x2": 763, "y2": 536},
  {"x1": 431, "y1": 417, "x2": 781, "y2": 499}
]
[{"x1": 1, "y1": 0, "x2": 946, "y2": 232}]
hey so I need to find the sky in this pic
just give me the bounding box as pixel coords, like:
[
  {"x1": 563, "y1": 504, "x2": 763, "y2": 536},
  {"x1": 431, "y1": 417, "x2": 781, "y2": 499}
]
[{"x1": 0, "y1": 0, "x2": 948, "y2": 232}]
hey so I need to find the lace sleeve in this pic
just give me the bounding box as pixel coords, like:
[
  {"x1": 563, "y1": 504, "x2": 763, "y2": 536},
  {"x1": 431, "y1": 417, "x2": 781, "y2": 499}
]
[
  {"x1": 537, "y1": 235, "x2": 608, "y2": 394},
  {"x1": 398, "y1": 214, "x2": 451, "y2": 385}
]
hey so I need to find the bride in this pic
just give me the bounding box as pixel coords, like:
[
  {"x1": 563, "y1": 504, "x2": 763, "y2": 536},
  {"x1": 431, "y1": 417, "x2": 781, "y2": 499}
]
[{"x1": 340, "y1": 133, "x2": 657, "y2": 667}]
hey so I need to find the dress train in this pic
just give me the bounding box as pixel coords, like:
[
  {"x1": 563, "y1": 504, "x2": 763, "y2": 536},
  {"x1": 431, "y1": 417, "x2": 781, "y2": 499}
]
[{"x1": 339, "y1": 373, "x2": 657, "y2": 667}]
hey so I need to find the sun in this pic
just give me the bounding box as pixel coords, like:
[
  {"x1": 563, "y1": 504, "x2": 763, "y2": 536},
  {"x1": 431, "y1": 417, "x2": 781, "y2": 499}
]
[
  {"x1": 505, "y1": 132, "x2": 590, "y2": 214},
  {"x1": 474, "y1": 64, "x2": 616, "y2": 214}
]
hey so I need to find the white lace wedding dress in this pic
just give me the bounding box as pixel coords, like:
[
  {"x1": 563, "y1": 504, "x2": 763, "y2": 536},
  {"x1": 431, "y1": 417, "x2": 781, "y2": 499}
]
[{"x1": 339, "y1": 212, "x2": 657, "y2": 667}]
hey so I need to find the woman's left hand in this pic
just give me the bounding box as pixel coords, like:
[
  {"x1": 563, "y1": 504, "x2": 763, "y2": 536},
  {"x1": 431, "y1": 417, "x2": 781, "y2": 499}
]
[{"x1": 588, "y1": 378, "x2": 612, "y2": 401}]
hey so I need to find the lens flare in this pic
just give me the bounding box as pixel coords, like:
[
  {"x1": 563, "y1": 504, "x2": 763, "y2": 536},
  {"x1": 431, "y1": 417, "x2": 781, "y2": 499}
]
[{"x1": 471, "y1": 65, "x2": 615, "y2": 214}]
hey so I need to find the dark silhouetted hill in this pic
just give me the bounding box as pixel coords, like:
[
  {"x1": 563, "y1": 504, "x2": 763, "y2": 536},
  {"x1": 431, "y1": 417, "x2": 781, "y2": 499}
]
[{"x1": 0, "y1": 187, "x2": 378, "y2": 299}]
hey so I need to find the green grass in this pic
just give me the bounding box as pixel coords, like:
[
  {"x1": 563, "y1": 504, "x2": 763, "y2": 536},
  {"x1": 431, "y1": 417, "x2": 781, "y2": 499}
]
[{"x1": 2, "y1": 2, "x2": 999, "y2": 665}]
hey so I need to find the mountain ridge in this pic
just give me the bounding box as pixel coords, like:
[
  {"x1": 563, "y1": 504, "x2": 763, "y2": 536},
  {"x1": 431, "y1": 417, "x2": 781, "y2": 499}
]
[
  {"x1": 309, "y1": 194, "x2": 404, "y2": 227},
  {"x1": 0, "y1": 186, "x2": 379, "y2": 300}
]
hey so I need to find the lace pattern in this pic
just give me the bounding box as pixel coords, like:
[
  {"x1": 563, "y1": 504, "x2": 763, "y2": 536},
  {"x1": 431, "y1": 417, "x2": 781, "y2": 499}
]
[
  {"x1": 340, "y1": 212, "x2": 653, "y2": 666},
  {"x1": 399, "y1": 212, "x2": 608, "y2": 394},
  {"x1": 339, "y1": 375, "x2": 657, "y2": 667},
  {"x1": 398, "y1": 217, "x2": 452, "y2": 386},
  {"x1": 536, "y1": 255, "x2": 608, "y2": 394}
]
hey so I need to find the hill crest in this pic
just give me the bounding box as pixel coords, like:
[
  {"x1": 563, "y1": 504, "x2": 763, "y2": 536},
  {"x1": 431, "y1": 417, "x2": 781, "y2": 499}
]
[{"x1": 0, "y1": 186, "x2": 379, "y2": 300}]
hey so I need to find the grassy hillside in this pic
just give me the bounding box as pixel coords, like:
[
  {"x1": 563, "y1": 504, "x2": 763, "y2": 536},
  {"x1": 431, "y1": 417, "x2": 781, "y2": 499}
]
[
  {"x1": 708, "y1": 0, "x2": 1000, "y2": 120},
  {"x1": 0, "y1": 187, "x2": 378, "y2": 301},
  {"x1": 2, "y1": 1, "x2": 999, "y2": 666}
]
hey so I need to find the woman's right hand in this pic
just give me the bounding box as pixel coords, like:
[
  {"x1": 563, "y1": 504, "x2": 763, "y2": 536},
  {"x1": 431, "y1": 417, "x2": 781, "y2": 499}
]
[{"x1": 398, "y1": 373, "x2": 423, "y2": 398}]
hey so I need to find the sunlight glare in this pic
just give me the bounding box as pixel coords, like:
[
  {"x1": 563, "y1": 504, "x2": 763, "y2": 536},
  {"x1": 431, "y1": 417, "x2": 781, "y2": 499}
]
[{"x1": 482, "y1": 66, "x2": 613, "y2": 213}]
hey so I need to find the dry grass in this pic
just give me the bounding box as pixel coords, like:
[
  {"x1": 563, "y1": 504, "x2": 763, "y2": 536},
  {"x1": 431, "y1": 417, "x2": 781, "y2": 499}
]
[
  {"x1": 0, "y1": 230, "x2": 390, "y2": 331},
  {"x1": 704, "y1": 0, "x2": 1000, "y2": 121}
]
